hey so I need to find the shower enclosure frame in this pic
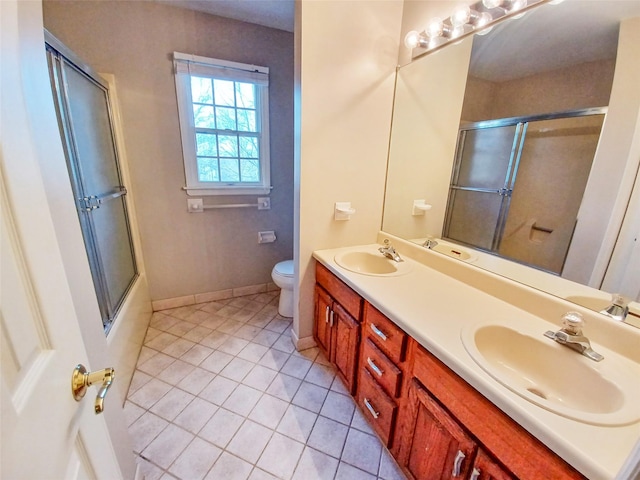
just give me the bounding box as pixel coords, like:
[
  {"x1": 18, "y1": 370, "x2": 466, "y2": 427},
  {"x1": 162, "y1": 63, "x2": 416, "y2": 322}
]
[{"x1": 443, "y1": 106, "x2": 607, "y2": 273}]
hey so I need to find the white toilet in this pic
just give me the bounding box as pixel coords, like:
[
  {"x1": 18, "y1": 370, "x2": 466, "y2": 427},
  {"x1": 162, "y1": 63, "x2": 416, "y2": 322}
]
[{"x1": 271, "y1": 260, "x2": 294, "y2": 317}]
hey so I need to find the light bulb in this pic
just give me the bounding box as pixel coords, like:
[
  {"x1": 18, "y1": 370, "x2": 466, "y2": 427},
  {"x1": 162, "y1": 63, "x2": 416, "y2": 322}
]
[
  {"x1": 506, "y1": 0, "x2": 527, "y2": 13},
  {"x1": 482, "y1": 0, "x2": 503, "y2": 9},
  {"x1": 474, "y1": 12, "x2": 493, "y2": 35},
  {"x1": 426, "y1": 17, "x2": 444, "y2": 38},
  {"x1": 404, "y1": 30, "x2": 421, "y2": 49},
  {"x1": 451, "y1": 6, "x2": 471, "y2": 27}
]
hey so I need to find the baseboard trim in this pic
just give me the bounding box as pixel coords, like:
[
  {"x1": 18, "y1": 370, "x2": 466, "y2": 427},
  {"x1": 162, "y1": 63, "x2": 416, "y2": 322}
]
[
  {"x1": 152, "y1": 282, "x2": 279, "y2": 311},
  {"x1": 290, "y1": 328, "x2": 316, "y2": 351}
]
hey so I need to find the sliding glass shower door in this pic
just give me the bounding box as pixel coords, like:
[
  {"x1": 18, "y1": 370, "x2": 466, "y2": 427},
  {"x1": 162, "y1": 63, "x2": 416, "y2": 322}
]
[
  {"x1": 47, "y1": 36, "x2": 137, "y2": 332},
  {"x1": 444, "y1": 109, "x2": 605, "y2": 275}
]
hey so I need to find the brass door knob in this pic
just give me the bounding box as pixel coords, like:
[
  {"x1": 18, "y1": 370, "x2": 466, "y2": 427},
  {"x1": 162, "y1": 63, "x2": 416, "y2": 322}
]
[{"x1": 71, "y1": 364, "x2": 115, "y2": 414}]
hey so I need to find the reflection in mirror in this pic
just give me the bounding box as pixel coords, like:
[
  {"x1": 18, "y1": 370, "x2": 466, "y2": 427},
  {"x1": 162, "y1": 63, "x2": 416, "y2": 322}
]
[{"x1": 382, "y1": 0, "x2": 640, "y2": 325}]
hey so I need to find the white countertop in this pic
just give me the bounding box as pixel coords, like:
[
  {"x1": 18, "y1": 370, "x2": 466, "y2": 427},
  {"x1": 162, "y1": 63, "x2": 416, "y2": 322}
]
[{"x1": 313, "y1": 239, "x2": 640, "y2": 480}]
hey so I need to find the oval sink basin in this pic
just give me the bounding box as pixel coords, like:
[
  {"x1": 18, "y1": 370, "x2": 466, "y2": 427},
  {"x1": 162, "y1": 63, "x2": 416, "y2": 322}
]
[
  {"x1": 334, "y1": 251, "x2": 412, "y2": 276},
  {"x1": 461, "y1": 322, "x2": 640, "y2": 426}
]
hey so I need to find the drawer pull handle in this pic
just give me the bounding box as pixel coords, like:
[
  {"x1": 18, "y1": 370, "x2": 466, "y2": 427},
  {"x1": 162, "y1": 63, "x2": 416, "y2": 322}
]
[
  {"x1": 452, "y1": 450, "x2": 466, "y2": 477},
  {"x1": 329, "y1": 310, "x2": 335, "y2": 327},
  {"x1": 370, "y1": 323, "x2": 387, "y2": 341},
  {"x1": 470, "y1": 468, "x2": 481, "y2": 480},
  {"x1": 367, "y1": 357, "x2": 383, "y2": 377},
  {"x1": 325, "y1": 305, "x2": 330, "y2": 323},
  {"x1": 363, "y1": 398, "x2": 379, "y2": 419}
]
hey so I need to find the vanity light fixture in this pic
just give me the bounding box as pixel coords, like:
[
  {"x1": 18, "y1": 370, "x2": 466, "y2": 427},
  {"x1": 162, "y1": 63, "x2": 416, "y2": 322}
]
[{"x1": 405, "y1": 0, "x2": 553, "y2": 58}]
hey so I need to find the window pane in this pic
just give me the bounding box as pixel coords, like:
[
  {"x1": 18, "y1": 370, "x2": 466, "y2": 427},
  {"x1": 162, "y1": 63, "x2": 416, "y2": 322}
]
[
  {"x1": 191, "y1": 77, "x2": 213, "y2": 104},
  {"x1": 218, "y1": 135, "x2": 238, "y2": 157},
  {"x1": 239, "y1": 136, "x2": 258, "y2": 158},
  {"x1": 216, "y1": 107, "x2": 236, "y2": 130},
  {"x1": 197, "y1": 157, "x2": 219, "y2": 182},
  {"x1": 237, "y1": 109, "x2": 256, "y2": 132},
  {"x1": 214, "y1": 79, "x2": 235, "y2": 106},
  {"x1": 240, "y1": 159, "x2": 260, "y2": 182},
  {"x1": 235, "y1": 82, "x2": 255, "y2": 109},
  {"x1": 220, "y1": 158, "x2": 240, "y2": 182},
  {"x1": 193, "y1": 105, "x2": 216, "y2": 128},
  {"x1": 196, "y1": 133, "x2": 217, "y2": 156}
]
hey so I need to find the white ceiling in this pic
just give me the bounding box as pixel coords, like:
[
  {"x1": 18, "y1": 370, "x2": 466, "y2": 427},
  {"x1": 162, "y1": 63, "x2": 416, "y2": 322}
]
[
  {"x1": 470, "y1": 0, "x2": 640, "y2": 81},
  {"x1": 156, "y1": 0, "x2": 295, "y2": 32}
]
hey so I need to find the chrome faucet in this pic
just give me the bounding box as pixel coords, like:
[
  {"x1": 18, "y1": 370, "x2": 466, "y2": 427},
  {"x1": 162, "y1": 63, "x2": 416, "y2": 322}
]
[
  {"x1": 421, "y1": 236, "x2": 438, "y2": 249},
  {"x1": 378, "y1": 239, "x2": 403, "y2": 262},
  {"x1": 599, "y1": 293, "x2": 629, "y2": 322},
  {"x1": 544, "y1": 312, "x2": 603, "y2": 362}
]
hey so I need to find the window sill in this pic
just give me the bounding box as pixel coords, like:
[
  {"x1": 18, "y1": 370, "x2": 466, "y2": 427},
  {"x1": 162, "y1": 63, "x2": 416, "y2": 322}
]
[{"x1": 184, "y1": 186, "x2": 272, "y2": 196}]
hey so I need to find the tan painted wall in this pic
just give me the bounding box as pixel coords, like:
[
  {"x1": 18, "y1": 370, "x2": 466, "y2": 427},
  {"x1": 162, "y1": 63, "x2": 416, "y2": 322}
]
[
  {"x1": 43, "y1": 0, "x2": 294, "y2": 302},
  {"x1": 295, "y1": 0, "x2": 404, "y2": 344}
]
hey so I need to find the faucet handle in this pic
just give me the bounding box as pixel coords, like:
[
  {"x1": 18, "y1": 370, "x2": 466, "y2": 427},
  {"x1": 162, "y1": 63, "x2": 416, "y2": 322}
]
[{"x1": 561, "y1": 311, "x2": 584, "y2": 335}]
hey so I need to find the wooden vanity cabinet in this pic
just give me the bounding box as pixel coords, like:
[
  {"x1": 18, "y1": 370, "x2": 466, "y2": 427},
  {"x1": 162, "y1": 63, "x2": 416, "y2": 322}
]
[
  {"x1": 355, "y1": 303, "x2": 407, "y2": 448},
  {"x1": 314, "y1": 263, "x2": 363, "y2": 393},
  {"x1": 313, "y1": 262, "x2": 584, "y2": 480},
  {"x1": 396, "y1": 339, "x2": 585, "y2": 480}
]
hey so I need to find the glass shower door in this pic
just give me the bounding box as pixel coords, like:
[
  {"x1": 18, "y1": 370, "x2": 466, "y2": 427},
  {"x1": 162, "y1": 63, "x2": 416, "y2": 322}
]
[
  {"x1": 47, "y1": 40, "x2": 137, "y2": 332},
  {"x1": 444, "y1": 124, "x2": 522, "y2": 251}
]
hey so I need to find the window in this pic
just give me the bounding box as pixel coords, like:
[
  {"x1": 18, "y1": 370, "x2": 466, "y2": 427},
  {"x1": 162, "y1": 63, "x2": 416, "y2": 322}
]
[{"x1": 174, "y1": 52, "x2": 271, "y2": 195}]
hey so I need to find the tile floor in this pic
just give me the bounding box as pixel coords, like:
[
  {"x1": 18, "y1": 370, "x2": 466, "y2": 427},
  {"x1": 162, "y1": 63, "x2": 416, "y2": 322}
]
[{"x1": 125, "y1": 292, "x2": 407, "y2": 480}]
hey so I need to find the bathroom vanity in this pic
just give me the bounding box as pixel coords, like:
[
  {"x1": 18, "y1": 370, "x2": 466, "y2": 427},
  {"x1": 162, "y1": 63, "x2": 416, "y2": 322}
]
[{"x1": 313, "y1": 236, "x2": 640, "y2": 480}]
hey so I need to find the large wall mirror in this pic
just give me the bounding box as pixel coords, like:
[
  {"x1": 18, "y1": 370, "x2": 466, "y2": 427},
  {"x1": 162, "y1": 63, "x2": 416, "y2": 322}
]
[{"x1": 382, "y1": 0, "x2": 640, "y2": 325}]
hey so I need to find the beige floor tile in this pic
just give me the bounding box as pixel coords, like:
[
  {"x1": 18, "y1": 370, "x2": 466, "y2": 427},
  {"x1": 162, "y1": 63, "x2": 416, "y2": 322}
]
[
  {"x1": 162, "y1": 338, "x2": 196, "y2": 358},
  {"x1": 307, "y1": 416, "x2": 349, "y2": 459},
  {"x1": 220, "y1": 356, "x2": 255, "y2": 382},
  {"x1": 141, "y1": 424, "x2": 193, "y2": 469},
  {"x1": 320, "y1": 391, "x2": 356, "y2": 426},
  {"x1": 335, "y1": 462, "x2": 376, "y2": 480},
  {"x1": 123, "y1": 400, "x2": 145, "y2": 427},
  {"x1": 260, "y1": 348, "x2": 290, "y2": 372},
  {"x1": 176, "y1": 367, "x2": 215, "y2": 395},
  {"x1": 150, "y1": 387, "x2": 195, "y2": 421},
  {"x1": 180, "y1": 344, "x2": 214, "y2": 366},
  {"x1": 247, "y1": 394, "x2": 289, "y2": 429},
  {"x1": 256, "y1": 432, "x2": 304, "y2": 479},
  {"x1": 218, "y1": 336, "x2": 250, "y2": 356},
  {"x1": 281, "y1": 355, "x2": 313, "y2": 379},
  {"x1": 237, "y1": 343, "x2": 269, "y2": 363},
  {"x1": 291, "y1": 381, "x2": 328, "y2": 413},
  {"x1": 340, "y1": 428, "x2": 382, "y2": 475},
  {"x1": 129, "y1": 411, "x2": 168, "y2": 453},
  {"x1": 252, "y1": 329, "x2": 280, "y2": 347},
  {"x1": 200, "y1": 330, "x2": 230, "y2": 349},
  {"x1": 305, "y1": 362, "x2": 336, "y2": 389},
  {"x1": 200, "y1": 350, "x2": 234, "y2": 374},
  {"x1": 248, "y1": 468, "x2": 279, "y2": 480},
  {"x1": 199, "y1": 408, "x2": 245, "y2": 448},
  {"x1": 138, "y1": 352, "x2": 176, "y2": 377},
  {"x1": 129, "y1": 378, "x2": 172, "y2": 410},
  {"x1": 292, "y1": 446, "x2": 340, "y2": 480},
  {"x1": 204, "y1": 452, "x2": 252, "y2": 480},
  {"x1": 168, "y1": 437, "x2": 221, "y2": 480},
  {"x1": 199, "y1": 375, "x2": 238, "y2": 406},
  {"x1": 182, "y1": 325, "x2": 213, "y2": 343},
  {"x1": 226, "y1": 420, "x2": 273, "y2": 464},
  {"x1": 275, "y1": 404, "x2": 318, "y2": 443},
  {"x1": 174, "y1": 397, "x2": 218, "y2": 434},
  {"x1": 265, "y1": 373, "x2": 302, "y2": 402},
  {"x1": 222, "y1": 384, "x2": 262, "y2": 416},
  {"x1": 156, "y1": 359, "x2": 195, "y2": 386},
  {"x1": 242, "y1": 365, "x2": 278, "y2": 392},
  {"x1": 166, "y1": 320, "x2": 196, "y2": 337}
]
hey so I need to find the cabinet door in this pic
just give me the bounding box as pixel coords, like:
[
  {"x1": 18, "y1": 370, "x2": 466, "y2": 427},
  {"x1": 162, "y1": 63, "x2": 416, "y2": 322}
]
[
  {"x1": 313, "y1": 285, "x2": 333, "y2": 359},
  {"x1": 332, "y1": 301, "x2": 360, "y2": 392},
  {"x1": 469, "y1": 450, "x2": 515, "y2": 480},
  {"x1": 406, "y1": 379, "x2": 477, "y2": 480}
]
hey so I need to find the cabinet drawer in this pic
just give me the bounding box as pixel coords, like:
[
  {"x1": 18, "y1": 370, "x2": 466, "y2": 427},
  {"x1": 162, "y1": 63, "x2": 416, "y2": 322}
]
[
  {"x1": 364, "y1": 303, "x2": 407, "y2": 364},
  {"x1": 315, "y1": 263, "x2": 362, "y2": 320},
  {"x1": 357, "y1": 368, "x2": 397, "y2": 447},
  {"x1": 362, "y1": 338, "x2": 402, "y2": 398}
]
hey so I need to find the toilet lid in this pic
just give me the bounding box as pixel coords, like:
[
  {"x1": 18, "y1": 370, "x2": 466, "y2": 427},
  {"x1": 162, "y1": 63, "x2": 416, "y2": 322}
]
[{"x1": 274, "y1": 260, "x2": 294, "y2": 277}]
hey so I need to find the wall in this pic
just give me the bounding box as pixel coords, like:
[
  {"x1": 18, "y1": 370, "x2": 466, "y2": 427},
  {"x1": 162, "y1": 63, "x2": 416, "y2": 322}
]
[
  {"x1": 294, "y1": 0, "x2": 404, "y2": 346},
  {"x1": 381, "y1": 38, "x2": 473, "y2": 241},
  {"x1": 43, "y1": 0, "x2": 294, "y2": 303}
]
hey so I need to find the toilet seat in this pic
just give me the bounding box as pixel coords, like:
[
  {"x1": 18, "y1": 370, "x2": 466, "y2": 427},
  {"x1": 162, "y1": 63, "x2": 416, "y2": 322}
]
[{"x1": 273, "y1": 260, "x2": 294, "y2": 278}]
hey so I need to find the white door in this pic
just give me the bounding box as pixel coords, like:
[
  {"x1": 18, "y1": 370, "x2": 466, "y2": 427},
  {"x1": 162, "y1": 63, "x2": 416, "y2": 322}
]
[{"x1": 1, "y1": 0, "x2": 125, "y2": 478}]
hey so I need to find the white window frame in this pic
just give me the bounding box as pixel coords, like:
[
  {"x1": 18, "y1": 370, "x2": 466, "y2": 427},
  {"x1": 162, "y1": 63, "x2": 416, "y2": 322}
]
[{"x1": 174, "y1": 52, "x2": 271, "y2": 196}]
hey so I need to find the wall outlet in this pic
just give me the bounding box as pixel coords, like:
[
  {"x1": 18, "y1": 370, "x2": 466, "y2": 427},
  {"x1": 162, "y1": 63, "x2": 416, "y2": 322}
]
[{"x1": 187, "y1": 198, "x2": 204, "y2": 213}]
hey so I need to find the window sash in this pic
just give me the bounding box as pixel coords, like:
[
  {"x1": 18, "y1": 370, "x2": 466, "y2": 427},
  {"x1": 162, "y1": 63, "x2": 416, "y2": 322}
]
[{"x1": 174, "y1": 52, "x2": 271, "y2": 195}]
